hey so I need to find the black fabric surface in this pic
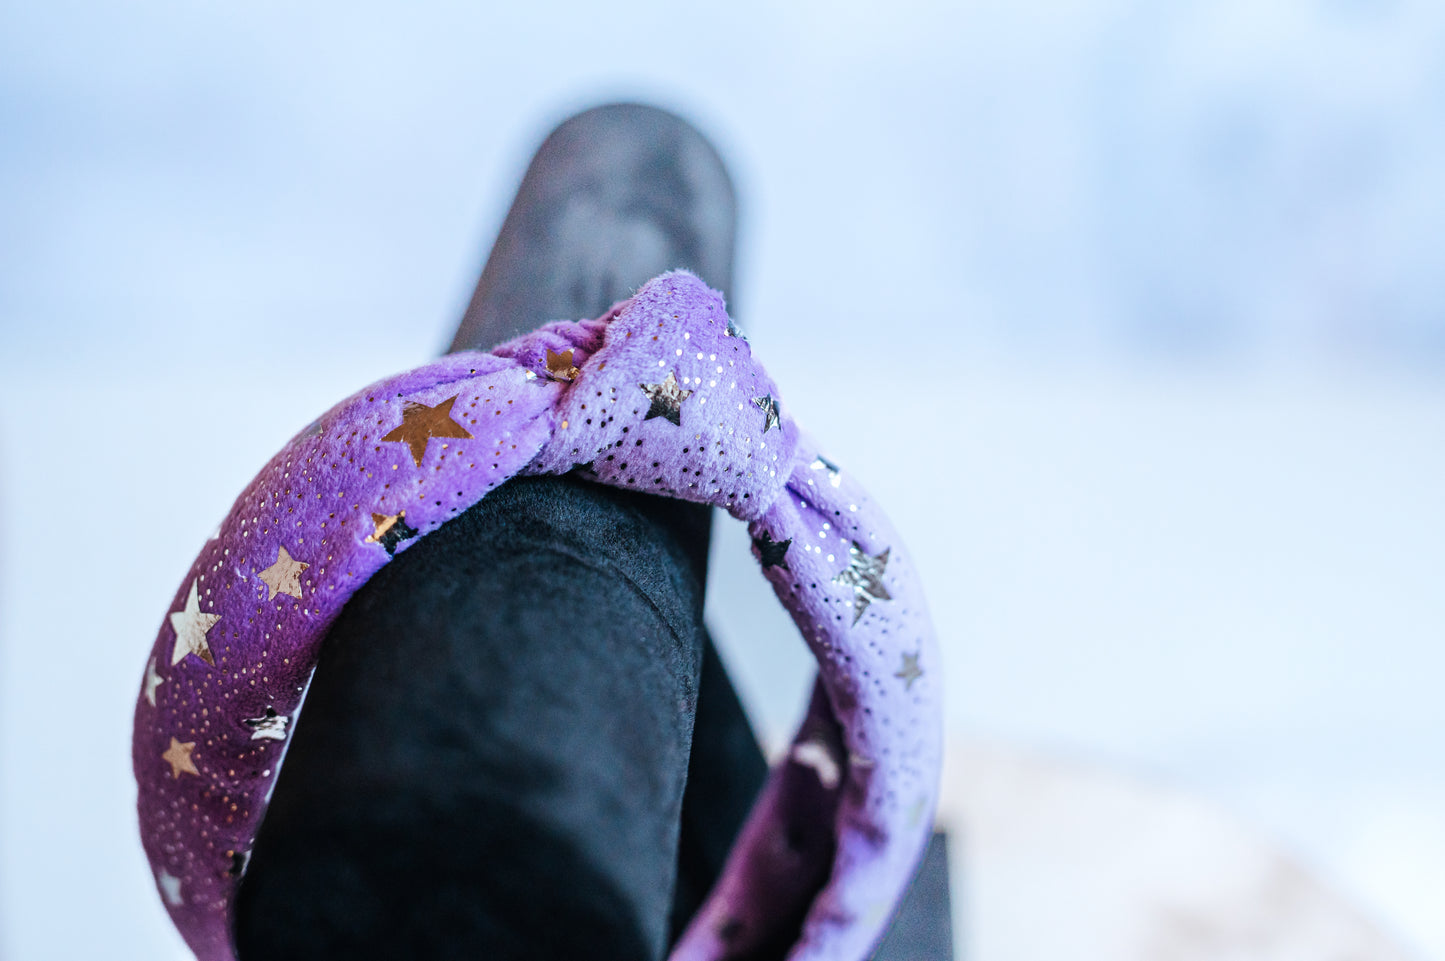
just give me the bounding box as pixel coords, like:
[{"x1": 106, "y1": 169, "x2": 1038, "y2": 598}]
[{"x1": 236, "y1": 477, "x2": 718, "y2": 960}]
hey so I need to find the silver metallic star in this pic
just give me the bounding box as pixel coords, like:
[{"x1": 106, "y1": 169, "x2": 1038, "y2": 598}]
[
  {"x1": 258, "y1": 545, "x2": 309, "y2": 601},
  {"x1": 832, "y1": 542, "x2": 892, "y2": 625},
  {"x1": 752, "y1": 394, "x2": 780, "y2": 432},
  {"x1": 158, "y1": 868, "x2": 184, "y2": 907},
  {"x1": 169, "y1": 579, "x2": 220, "y2": 666},
  {"x1": 894, "y1": 651, "x2": 923, "y2": 690},
  {"x1": 143, "y1": 657, "x2": 164, "y2": 707},
  {"x1": 790, "y1": 740, "x2": 841, "y2": 790},
  {"x1": 243, "y1": 708, "x2": 289, "y2": 741},
  {"x1": 810, "y1": 454, "x2": 842, "y2": 488},
  {"x1": 639, "y1": 371, "x2": 693, "y2": 426},
  {"x1": 751, "y1": 532, "x2": 791, "y2": 570}
]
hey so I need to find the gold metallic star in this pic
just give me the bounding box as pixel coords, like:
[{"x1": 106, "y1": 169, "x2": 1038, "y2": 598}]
[
  {"x1": 365, "y1": 510, "x2": 419, "y2": 555},
  {"x1": 169, "y1": 579, "x2": 219, "y2": 667},
  {"x1": 258, "y1": 546, "x2": 309, "y2": 601},
  {"x1": 545, "y1": 348, "x2": 580, "y2": 382},
  {"x1": 894, "y1": 651, "x2": 923, "y2": 690},
  {"x1": 162, "y1": 737, "x2": 200, "y2": 779},
  {"x1": 832, "y1": 542, "x2": 892, "y2": 625},
  {"x1": 639, "y1": 371, "x2": 693, "y2": 426},
  {"x1": 143, "y1": 657, "x2": 164, "y2": 707},
  {"x1": 752, "y1": 394, "x2": 781, "y2": 432},
  {"x1": 381, "y1": 395, "x2": 474, "y2": 467}
]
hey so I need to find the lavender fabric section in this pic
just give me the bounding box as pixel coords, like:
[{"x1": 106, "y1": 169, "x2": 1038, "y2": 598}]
[{"x1": 132, "y1": 271, "x2": 943, "y2": 961}]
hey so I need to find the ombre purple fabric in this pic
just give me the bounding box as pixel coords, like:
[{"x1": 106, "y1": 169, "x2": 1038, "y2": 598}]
[{"x1": 133, "y1": 271, "x2": 943, "y2": 961}]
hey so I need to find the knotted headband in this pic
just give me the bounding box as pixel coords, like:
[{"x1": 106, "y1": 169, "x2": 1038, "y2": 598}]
[{"x1": 133, "y1": 271, "x2": 943, "y2": 961}]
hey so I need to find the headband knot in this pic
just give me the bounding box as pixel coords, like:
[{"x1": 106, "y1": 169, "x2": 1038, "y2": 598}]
[{"x1": 507, "y1": 273, "x2": 797, "y2": 522}]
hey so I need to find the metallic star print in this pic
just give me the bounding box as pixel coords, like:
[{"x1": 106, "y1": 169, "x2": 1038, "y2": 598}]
[
  {"x1": 810, "y1": 454, "x2": 842, "y2": 488},
  {"x1": 790, "y1": 740, "x2": 841, "y2": 790},
  {"x1": 257, "y1": 546, "x2": 309, "y2": 601},
  {"x1": 545, "y1": 348, "x2": 580, "y2": 381},
  {"x1": 243, "y1": 709, "x2": 289, "y2": 742},
  {"x1": 158, "y1": 868, "x2": 184, "y2": 907},
  {"x1": 894, "y1": 651, "x2": 923, "y2": 690},
  {"x1": 752, "y1": 394, "x2": 780, "y2": 432},
  {"x1": 381, "y1": 395, "x2": 474, "y2": 466},
  {"x1": 162, "y1": 737, "x2": 200, "y2": 779},
  {"x1": 639, "y1": 371, "x2": 693, "y2": 426},
  {"x1": 752, "y1": 532, "x2": 792, "y2": 570},
  {"x1": 169, "y1": 579, "x2": 219, "y2": 667},
  {"x1": 832, "y1": 542, "x2": 892, "y2": 625},
  {"x1": 365, "y1": 511, "x2": 419, "y2": 555},
  {"x1": 144, "y1": 657, "x2": 164, "y2": 707}
]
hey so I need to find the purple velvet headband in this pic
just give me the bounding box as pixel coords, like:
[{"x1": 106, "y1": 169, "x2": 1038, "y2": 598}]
[{"x1": 132, "y1": 271, "x2": 943, "y2": 960}]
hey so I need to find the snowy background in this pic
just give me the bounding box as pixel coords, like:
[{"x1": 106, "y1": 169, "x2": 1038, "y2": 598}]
[{"x1": 1, "y1": 0, "x2": 1442, "y2": 958}]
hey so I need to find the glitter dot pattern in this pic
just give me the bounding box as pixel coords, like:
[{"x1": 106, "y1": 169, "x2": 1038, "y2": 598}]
[{"x1": 131, "y1": 272, "x2": 942, "y2": 961}]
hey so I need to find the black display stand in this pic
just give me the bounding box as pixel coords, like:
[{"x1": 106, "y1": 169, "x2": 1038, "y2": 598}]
[{"x1": 235, "y1": 103, "x2": 953, "y2": 961}]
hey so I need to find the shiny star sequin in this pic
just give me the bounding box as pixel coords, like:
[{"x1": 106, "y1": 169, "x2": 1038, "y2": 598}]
[
  {"x1": 639, "y1": 371, "x2": 693, "y2": 426},
  {"x1": 832, "y1": 542, "x2": 892, "y2": 625},
  {"x1": 158, "y1": 868, "x2": 184, "y2": 907},
  {"x1": 545, "y1": 348, "x2": 580, "y2": 381},
  {"x1": 725, "y1": 315, "x2": 746, "y2": 339},
  {"x1": 790, "y1": 740, "x2": 841, "y2": 789},
  {"x1": 752, "y1": 532, "x2": 792, "y2": 570},
  {"x1": 169, "y1": 579, "x2": 219, "y2": 667},
  {"x1": 143, "y1": 657, "x2": 164, "y2": 707},
  {"x1": 258, "y1": 546, "x2": 309, "y2": 601},
  {"x1": 162, "y1": 737, "x2": 200, "y2": 779},
  {"x1": 381, "y1": 395, "x2": 474, "y2": 466},
  {"x1": 365, "y1": 511, "x2": 419, "y2": 555},
  {"x1": 894, "y1": 651, "x2": 923, "y2": 690},
  {"x1": 810, "y1": 454, "x2": 842, "y2": 488},
  {"x1": 752, "y1": 394, "x2": 780, "y2": 432},
  {"x1": 243, "y1": 708, "x2": 289, "y2": 742}
]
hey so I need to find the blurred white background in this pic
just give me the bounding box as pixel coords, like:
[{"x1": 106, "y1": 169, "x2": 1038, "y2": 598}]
[{"x1": 1, "y1": 0, "x2": 1442, "y2": 958}]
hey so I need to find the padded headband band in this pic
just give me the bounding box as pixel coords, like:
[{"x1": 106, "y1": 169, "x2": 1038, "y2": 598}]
[{"x1": 133, "y1": 271, "x2": 942, "y2": 961}]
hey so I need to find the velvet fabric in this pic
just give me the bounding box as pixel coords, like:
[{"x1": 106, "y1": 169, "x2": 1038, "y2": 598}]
[{"x1": 133, "y1": 271, "x2": 943, "y2": 961}]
